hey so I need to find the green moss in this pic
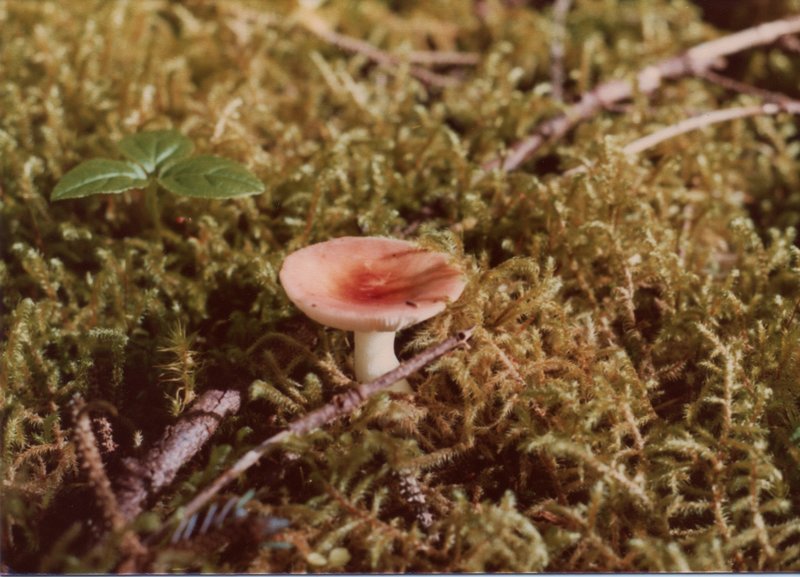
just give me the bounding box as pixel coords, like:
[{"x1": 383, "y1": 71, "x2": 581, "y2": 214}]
[{"x1": 3, "y1": 0, "x2": 800, "y2": 571}]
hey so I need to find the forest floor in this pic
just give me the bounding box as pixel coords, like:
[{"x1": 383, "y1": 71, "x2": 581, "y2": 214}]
[{"x1": 3, "y1": 0, "x2": 800, "y2": 572}]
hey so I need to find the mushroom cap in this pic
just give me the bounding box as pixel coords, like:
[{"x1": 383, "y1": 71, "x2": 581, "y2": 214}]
[{"x1": 279, "y1": 236, "x2": 466, "y2": 332}]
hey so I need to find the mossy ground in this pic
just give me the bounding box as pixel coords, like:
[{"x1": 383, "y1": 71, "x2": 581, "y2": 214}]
[{"x1": 3, "y1": 0, "x2": 800, "y2": 572}]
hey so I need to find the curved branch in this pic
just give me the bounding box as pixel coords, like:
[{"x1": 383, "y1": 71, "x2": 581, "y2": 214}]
[
  {"x1": 484, "y1": 15, "x2": 800, "y2": 172},
  {"x1": 622, "y1": 102, "x2": 800, "y2": 156},
  {"x1": 299, "y1": 10, "x2": 473, "y2": 88}
]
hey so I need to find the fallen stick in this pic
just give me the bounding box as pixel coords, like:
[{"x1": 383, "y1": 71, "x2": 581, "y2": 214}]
[
  {"x1": 114, "y1": 389, "x2": 242, "y2": 522},
  {"x1": 299, "y1": 10, "x2": 468, "y2": 88},
  {"x1": 701, "y1": 69, "x2": 800, "y2": 105},
  {"x1": 174, "y1": 327, "x2": 475, "y2": 524},
  {"x1": 558, "y1": 100, "x2": 800, "y2": 178},
  {"x1": 221, "y1": 3, "x2": 477, "y2": 87},
  {"x1": 404, "y1": 50, "x2": 480, "y2": 66},
  {"x1": 622, "y1": 101, "x2": 800, "y2": 156},
  {"x1": 484, "y1": 15, "x2": 800, "y2": 172},
  {"x1": 549, "y1": 0, "x2": 573, "y2": 103}
]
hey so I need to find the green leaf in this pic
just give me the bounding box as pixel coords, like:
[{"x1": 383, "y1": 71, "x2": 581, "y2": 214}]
[
  {"x1": 51, "y1": 159, "x2": 148, "y2": 200},
  {"x1": 117, "y1": 130, "x2": 193, "y2": 174},
  {"x1": 157, "y1": 156, "x2": 265, "y2": 199}
]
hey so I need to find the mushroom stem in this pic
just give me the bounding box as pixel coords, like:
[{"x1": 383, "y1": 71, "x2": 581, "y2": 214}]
[{"x1": 353, "y1": 331, "x2": 412, "y2": 394}]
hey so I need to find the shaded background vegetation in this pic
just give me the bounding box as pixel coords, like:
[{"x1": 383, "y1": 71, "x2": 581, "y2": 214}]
[{"x1": 3, "y1": 0, "x2": 800, "y2": 571}]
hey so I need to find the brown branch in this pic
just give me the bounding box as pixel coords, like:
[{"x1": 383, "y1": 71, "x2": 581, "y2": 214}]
[
  {"x1": 485, "y1": 14, "x2": 800, "y2": 172},
  {"x1": 700, "y1": 68, "x2": 799, "y2": 104},
  {"x1": 299, "y1": 10, "x2": 468, "y2": 88},
  {"x1": 550, "y1": 0, "x2": 573, "y2": 102},
  {"x1": 223, "y1": 3, "x2": 478, "y2": 87},
  {"x1": 561, "y1": 98, "x2": 800, "y2": 177},
  {"x1": 175, "y1": 328, "x2": 475, "y2": 525},
  {"x1": 114, "y1": 389, "x2": 241, "y2": 522},
  {"x1": 405, "y1": 50, "x2": 480, "y2": 66},
  {"x1": 622, "y1": 102, "x2": 800, "y2": 156},
  {"x1": 779, "y1": 34, "x2": 800, "y2": 54}
]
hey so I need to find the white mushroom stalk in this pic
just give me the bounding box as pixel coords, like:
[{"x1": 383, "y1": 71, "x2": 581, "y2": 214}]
[
  {"x1": 279, "y1": 236, "x2": 467, "y2": 395},
  {"x1": 354, "y1": 331, "x2": 410, "y2": 393}
]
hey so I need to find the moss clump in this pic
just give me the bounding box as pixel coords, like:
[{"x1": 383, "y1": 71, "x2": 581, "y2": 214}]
[{"x1": 3, "y1": 0, "x2": 800, "y2": 572}]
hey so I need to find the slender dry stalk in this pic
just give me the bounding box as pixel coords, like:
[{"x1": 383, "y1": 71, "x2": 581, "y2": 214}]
[
  {"x1": 222, "y1": 2, "x2": 477, "y2": 86},
  {"x1": 405, "y1": 50, "x2": 480, "y2": 66},
  {"x1": 72, "y1": 398, "x2": 147, "y2": 572},
  {"x1": 560, "y1": 100, "x2": 800, "y2": 178},
  {"x1": 72, "y1": 397, "x2": 125, "y2": 530},
  {"x1": 485, "y1": 15, "x2": 800, "y2": 171},
  {"x1": 780, "y1": 33, "x2": 800, "y2": 53},
  {"x1": 701, "y1": 69, "x2": 800, "y2": 104},
  {"x1": 623, "y1": 102, "x2": 800, "y2": 156},
  {"x1": 550, "y1": 0, "x2": 573, "y2": 102},
  {"x1": 299, "y1": 10, "x2": 469, "y2": 88}
]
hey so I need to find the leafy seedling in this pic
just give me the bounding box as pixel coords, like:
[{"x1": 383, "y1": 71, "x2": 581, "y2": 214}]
[{"x1": 52, "y1": 130, "x2": 265, "y2": 229}]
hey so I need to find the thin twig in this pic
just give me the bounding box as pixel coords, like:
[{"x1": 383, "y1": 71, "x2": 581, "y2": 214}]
[
  {"x1": 622, "y1": 102, "x2": 799, "y2": 156},
  {"x1": 779, "y1": 34, "x2": 800, "y2": 54},
  {"x1": 405, "y1": 50, "x2": 480, "y2": 66},
  {"x1": 114, "y1": 389, "x2": 241, "y2": 522},
  {"x1": 224, "y1": 2, "x2": 477, "y2": 87},
  {"x1": 550, "y1": 0, "x2": 573, "y2": 102},
  {"x1": 561, "y1": 100, "x2": 800, "y2": 178},
  {"x1": 485, "y1": 14, "x2": 800, "y2": 172},
  {"x1": 175, "y1": 328, "x2": 475, "y2": 524},
  {"x1": 700, "y1": 68, "x2": 799, "y2": 104},
  {"x1": 299, "y1": 11, "x2": 468, "y2": 88}
]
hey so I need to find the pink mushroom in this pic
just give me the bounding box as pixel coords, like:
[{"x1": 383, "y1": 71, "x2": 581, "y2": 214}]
[{"x1": 279, "y1": 236, "x2": 466, "y2": 393}]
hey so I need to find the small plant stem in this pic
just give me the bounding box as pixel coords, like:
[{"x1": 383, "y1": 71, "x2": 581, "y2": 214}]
[
  {"x1": 700, "y1": 69, "x2": 796, "y2": 104},
  {"x1": 550, "y1": 0, "x2": 573, "y2": 103},
  {"x1": 174, "y1": 327, "x2": 475, "y2": 525},
  {"x1": 71, "y1": 397, "x2": 126, "y2": 531},
  {"x1": 71, "y1": 397, "x2": 147, "y2": 567},
  {"x1": 145, "y1": 180, "x2": 161, "y2": 234}
]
